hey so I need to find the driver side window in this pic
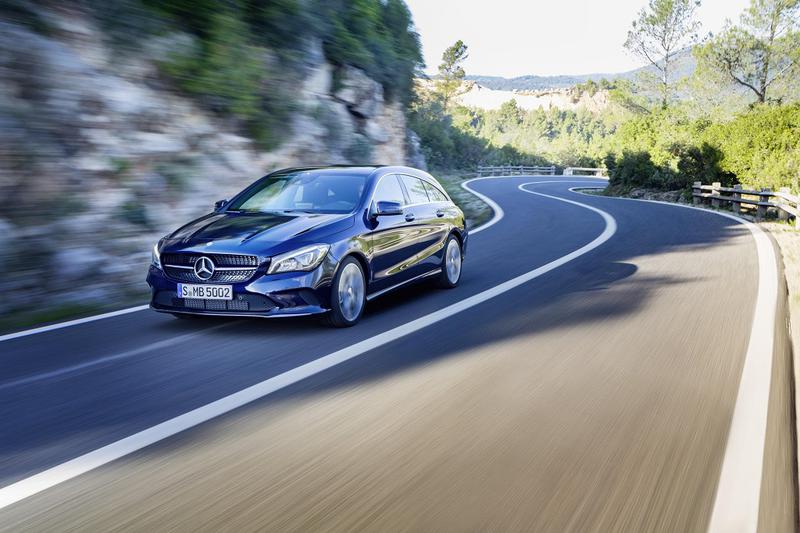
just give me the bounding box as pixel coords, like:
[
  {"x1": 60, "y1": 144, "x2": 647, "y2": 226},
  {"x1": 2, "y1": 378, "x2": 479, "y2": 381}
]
[{"x1": 373, "y1": 175, "x2": 407, "y2": 205}]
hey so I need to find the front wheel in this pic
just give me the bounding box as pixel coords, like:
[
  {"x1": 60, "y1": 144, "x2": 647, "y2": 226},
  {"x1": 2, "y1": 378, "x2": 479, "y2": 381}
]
[
  {"x1": 436, "y1": 235, "x2": 463, "y2": 289},
  {"x1": 324, "y1": 257, "x2": 366, "y2": 327}
]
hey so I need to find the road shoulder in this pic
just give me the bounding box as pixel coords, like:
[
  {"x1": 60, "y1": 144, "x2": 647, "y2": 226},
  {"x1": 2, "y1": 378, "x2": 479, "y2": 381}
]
[{"x1": 593, "y1": 188, "x2": 800, "y2": 530}]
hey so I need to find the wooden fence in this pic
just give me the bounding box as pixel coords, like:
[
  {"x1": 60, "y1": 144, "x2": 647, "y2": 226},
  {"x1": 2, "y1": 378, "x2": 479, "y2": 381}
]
[
  {"x1": 692, "y1": 182, "x2": 799, "y2": 228},
  {"x1": 476, "y1": 165, "x2": 556, "y2": 177}
]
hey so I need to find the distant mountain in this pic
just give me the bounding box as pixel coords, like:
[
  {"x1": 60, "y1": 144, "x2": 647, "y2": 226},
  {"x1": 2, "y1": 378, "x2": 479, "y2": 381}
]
[{"x1": 466, "y1": 48, "x2": 696, "y2": 91}]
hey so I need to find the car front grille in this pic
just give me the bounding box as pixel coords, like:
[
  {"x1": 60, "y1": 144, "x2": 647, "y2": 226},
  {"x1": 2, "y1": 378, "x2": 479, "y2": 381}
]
[
  {"x1": 162, "y1": 252, "x2": 262, "y2": 284},
  {"x1": 162, "y1": 253, "x2": 258, "y2": 268},
  {"x1": 184, "y1": 298, "x2": 251, "y2": 311}
]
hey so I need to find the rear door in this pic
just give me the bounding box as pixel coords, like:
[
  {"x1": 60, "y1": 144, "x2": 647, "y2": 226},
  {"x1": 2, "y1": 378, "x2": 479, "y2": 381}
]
[
  {"x1": 398, "y1": 175, "x2": 447, "y2": 276},
  {"x1": 420, "y1": 179, "x2": 455, "y2": 263}
]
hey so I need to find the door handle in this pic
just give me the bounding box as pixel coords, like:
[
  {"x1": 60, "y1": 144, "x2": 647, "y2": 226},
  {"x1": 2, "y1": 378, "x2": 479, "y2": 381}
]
[
  {"x1": 404, "y1": 213, "x2": 416, "y2": 222},
  {"x1": 436, "y1": 209, "x2": 445, "y2": 217}
]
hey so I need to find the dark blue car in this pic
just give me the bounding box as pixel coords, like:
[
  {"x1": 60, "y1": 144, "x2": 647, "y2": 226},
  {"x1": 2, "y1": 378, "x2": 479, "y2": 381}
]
[{"x1": 147, "y1": 166, "x2": 467, "y2": 327}]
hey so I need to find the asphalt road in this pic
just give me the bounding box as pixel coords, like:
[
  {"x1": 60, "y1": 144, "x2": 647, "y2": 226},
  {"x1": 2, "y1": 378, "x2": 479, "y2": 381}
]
[{"x1": 0, "y1": 177, "x2": 794, "y2": 532}]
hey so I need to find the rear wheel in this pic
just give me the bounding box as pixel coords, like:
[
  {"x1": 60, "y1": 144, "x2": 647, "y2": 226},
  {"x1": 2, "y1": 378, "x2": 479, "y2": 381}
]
[
  {"x1": 324, "y1": 257, "x2": 366, "y2": 327},
  {"x1": 437, "y1": 235, "x2": 462, "y2": 289}
]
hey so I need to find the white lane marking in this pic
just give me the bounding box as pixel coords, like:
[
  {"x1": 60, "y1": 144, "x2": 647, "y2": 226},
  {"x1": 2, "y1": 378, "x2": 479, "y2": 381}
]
[
  {"x1": 0, "y1": 324, "x2": 230, "y2": 391},
  {"x1": 569, "y1": 188, "x2": 778, "y2": 533},
  {"x1": 0, "y1": 305, "x2": 149, "y2": 343},
  {"x1": 524, "y1": 179, "x2": 607, "y2": 186},
  {"x1": 461, "y1": 175, "x2": 607, "y2": 234},
  {"x1": 461, "y1": 177, "x2": 505, "y2": 234},
  {"x1": 0, "y1": 184, "x2": 618, "y2": 510}
]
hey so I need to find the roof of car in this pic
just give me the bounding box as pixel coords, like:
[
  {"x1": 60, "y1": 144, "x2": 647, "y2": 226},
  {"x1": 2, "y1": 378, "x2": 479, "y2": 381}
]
[
  {"x1": 270, "y1": 165, "x2": 381, "y2": 177},
  {"x1": 267, "y1": 165, "x2": 434, "y2": 180}
]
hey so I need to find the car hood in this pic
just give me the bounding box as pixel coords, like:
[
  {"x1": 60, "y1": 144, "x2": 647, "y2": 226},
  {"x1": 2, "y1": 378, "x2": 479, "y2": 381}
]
[{"x1": 162, "y1": 211, "x2": 355, "y2": 255}]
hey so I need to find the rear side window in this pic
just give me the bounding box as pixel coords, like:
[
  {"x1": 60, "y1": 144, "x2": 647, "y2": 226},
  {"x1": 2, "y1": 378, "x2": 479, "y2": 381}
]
[
  {"x1": 400, "y1": 175, "x2": 430, "y2": 204},
  {"x1": 373, "y1": 175, "x2": 407, "y2": 205},
  {"x1": 422, "y1": 181, "x2": 448, "y2": 202}
]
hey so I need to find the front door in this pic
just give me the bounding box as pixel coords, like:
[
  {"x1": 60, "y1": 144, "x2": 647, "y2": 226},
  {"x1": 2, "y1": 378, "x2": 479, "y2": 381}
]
[{"x1": 367, "y1": 174, "x2": 419, "y2": 292}]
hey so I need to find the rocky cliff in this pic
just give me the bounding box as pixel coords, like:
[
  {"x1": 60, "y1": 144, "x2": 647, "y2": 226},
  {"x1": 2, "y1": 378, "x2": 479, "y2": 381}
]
[
  {"x1": 0, "y1": 9, "x2": 425, "y2": 319},
  {"x1": 457, "y1": 82, "x2": 611, "y2": 112}
]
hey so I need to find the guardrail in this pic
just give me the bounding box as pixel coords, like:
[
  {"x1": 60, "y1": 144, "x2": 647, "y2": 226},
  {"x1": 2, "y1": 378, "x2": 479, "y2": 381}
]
[
  {"x1": 692, "y1": 181, "x2": 799, "y2": 228},
  {"x1": 563, "y1": 167, "x2": 608, "y2": 177},
  {"x1": 476, "y1": 165, "x2": 556, "y2": 177}
]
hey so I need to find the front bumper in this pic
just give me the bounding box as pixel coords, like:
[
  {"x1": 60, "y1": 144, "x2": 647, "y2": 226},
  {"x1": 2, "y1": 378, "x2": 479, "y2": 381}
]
[{"x1": 146, "y1": 262, "x2": 334, "y2": 318}]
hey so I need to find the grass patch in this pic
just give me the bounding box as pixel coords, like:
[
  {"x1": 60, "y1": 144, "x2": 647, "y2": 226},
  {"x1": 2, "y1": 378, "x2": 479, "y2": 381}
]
[
  {"x1": 0, "y1": 302, "x2": 104, "y2": 335},
  {"x1": 0, "y1": 290, "x2": 150, "y2": 336}
]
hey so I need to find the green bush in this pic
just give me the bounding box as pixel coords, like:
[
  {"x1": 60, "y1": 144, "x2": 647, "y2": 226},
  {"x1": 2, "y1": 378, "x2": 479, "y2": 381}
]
[
  {"x1": 671, "y1": 142, "x2": 736, "y2": 187},
  {"x1": 318, "y1": 0, "x2": 421, "y2": 104},
  {"x1": 605, "y1": 142, "x2": 736, "y2": 191},
  {"x1": 606, "y1": 151, "x2": 658, "y2": 189},
  {"x1": 703, "y1": 104, "x2": 800, "y2": 191},
  {"x1": 605, "y1": 104, "x2": 799, "y2": 192}
]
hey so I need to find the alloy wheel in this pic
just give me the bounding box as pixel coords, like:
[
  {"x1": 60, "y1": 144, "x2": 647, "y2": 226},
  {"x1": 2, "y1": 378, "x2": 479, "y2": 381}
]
[{"x1": 338, "y1": 262, "x2": 365, "y2": 322}]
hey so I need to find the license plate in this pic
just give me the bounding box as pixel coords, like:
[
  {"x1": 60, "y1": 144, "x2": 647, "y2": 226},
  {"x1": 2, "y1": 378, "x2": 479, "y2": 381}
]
[{"x1": 177, "y1": 284, "x2": 233, "y2": 300}]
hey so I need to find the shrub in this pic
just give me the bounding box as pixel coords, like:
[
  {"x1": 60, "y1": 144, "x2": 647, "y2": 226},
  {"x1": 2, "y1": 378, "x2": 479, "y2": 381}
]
[
  {"x1": 318, "y1": 0, "x2": 421, "y2": 104},
  {"x1": 671, "y1": 142, "x2": 736, "y2": 187},
  {"x1": 703, "y1": 104, "x2": 800, "y2": 191},
  {"x1": 606, "y1": 150, "x2": 659, "y2": 189}
]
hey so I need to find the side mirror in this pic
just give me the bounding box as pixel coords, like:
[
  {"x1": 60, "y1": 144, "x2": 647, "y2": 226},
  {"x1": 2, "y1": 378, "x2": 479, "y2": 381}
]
[
  {"x1": 214, "y1": 199, "x2": 229, "y2": 211},
  {"x1": 372, "y1": 200, "x2": 403, "y2": 218}
]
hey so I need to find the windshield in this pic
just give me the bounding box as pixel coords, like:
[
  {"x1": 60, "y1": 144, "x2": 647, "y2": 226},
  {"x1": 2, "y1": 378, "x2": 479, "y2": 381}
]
[{"x1": 227, "y1": 172, "x2": 367, "y2": 214}]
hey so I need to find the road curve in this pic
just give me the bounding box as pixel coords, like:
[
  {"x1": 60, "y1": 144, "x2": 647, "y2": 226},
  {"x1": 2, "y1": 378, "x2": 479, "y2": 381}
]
[{"x1": 0, "y1": 177, "x2": 793, "y2": 532}]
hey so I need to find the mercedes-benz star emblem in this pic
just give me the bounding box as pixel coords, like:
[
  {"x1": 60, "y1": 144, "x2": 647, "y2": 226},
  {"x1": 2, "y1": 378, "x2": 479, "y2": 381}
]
[{"x1": 193, "y1": 256, "x2": 215, "y2": 281}]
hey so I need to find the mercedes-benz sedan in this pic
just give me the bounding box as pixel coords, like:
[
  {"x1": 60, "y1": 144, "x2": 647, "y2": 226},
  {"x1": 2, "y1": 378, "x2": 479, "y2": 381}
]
[{"x1": 147, "y1": 166, "x2": 467, "y2": 327}]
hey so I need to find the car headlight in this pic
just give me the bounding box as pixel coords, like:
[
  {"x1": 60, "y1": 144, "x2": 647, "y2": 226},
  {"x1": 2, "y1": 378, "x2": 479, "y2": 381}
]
[
  {"x1": 268, "y1": 244, "x2": 330, "y2": 274},
  {"x1": 151, "y1": 242, "x2": 162, "y2": 270}
]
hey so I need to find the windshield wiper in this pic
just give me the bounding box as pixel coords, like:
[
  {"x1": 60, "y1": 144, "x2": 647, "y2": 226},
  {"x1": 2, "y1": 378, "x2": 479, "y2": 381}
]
[
  {"x1": 228, "y1": 208, "x2": 318, "y2": 215},
  {"x1": 229, "y1": 209, "x2": 275, "y2": 214}
]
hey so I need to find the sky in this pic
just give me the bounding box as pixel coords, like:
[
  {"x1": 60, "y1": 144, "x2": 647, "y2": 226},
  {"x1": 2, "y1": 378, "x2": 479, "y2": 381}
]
[{"x1": 404, "y1": 0, "x2": 751, "y2": 78}]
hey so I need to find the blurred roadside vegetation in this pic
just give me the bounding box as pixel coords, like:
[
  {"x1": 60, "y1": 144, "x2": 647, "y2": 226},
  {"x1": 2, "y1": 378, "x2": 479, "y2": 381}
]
[
  {"x1": 411, "y1": 0, "x2": 799, "y2": 195},
  {"x1": 10, "y1": 0, "x2": 423, "y2": 150},
  {"x1": 147, "y1": 0, "x2": 420, "y2": 148}
]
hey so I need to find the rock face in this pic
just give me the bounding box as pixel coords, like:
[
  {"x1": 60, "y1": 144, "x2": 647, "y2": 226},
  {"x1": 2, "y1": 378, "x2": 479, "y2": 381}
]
[
  {"x1": 0, "y1": 13, "x2": 427, "y2": 318},
  {"x1": 335, "y1": 65, "x2": 384, "y2": 118}
]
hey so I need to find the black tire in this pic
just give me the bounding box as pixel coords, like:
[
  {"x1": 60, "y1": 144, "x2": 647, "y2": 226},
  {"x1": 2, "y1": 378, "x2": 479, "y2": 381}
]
[
  {"x1": 436, "y1": 235, "x2": 463, "y2": 289},
  {"x1": 323, "y1": 257, "x2": 367, "y2": 327}
]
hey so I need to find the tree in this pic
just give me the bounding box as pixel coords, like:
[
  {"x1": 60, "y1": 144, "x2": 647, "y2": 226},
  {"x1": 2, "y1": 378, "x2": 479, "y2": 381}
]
[
  {"x1": 608, "y1": 78, "x2": 652, "y2": 115},
  {"x1": 624, "y1": 0, "x2": 701, "y2": 109},
  {"x1": 695, "y1": 0, "x2": 800, "y2": 103},
  {"x1": 436, "y1": 40, "x2": 469, "y2": 112},
  {"x1": 498, "y1": 99, "x2": 523, "y2": 131}
]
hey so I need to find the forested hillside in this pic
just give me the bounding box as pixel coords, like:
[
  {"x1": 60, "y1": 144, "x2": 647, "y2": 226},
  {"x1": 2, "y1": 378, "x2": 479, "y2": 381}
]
[{"x1": 412, "y1": 0, "x2": 799, "y2": 194}]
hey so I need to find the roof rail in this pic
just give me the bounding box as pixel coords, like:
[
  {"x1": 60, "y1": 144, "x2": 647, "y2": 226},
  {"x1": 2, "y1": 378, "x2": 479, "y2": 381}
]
[{"x1": 267, "y1": 164, "x2": 388, "y2": 175}]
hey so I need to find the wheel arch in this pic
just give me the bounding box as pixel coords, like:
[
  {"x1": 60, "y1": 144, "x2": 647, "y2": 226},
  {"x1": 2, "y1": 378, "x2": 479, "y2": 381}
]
[
  {"x1": 447, "y1": 228, "x2": 466, "y2": 256},
  {"x1": 339, "y1": 250, "x2": 371, "y2": 283}
]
